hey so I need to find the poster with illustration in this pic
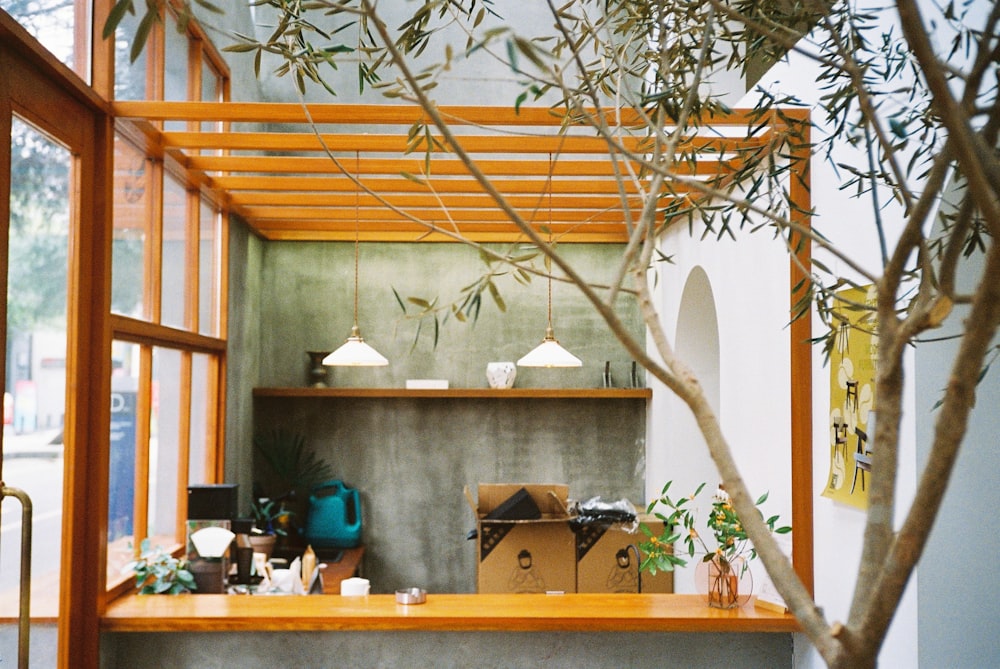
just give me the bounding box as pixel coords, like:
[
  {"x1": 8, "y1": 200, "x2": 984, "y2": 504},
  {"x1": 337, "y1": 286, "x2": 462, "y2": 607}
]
[{"x1": 823, "y1": 285, "x2": 877, "y2": 509}]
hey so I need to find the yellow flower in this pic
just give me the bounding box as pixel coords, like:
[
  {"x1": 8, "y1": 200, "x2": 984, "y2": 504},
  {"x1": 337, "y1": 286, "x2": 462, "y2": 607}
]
[{"x1": 689, "y1": 529, "x2": 699, "y2": 539}]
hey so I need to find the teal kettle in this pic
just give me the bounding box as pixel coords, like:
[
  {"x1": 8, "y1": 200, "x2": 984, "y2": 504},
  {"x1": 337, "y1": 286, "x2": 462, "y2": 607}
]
[{"x1": 304, "y1": 480, "x2": 362, "y2": 548}]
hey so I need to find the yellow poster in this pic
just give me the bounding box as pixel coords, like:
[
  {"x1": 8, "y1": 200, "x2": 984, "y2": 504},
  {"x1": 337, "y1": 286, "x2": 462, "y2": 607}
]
[{"x1": 823, "y1": 285, "x2": 877, "y2": 509}]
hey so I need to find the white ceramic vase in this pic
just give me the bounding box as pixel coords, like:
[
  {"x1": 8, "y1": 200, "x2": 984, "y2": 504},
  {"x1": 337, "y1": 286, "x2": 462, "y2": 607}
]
[{"x1": 486, "y1": 361, "x2": 517, "y2": 389}]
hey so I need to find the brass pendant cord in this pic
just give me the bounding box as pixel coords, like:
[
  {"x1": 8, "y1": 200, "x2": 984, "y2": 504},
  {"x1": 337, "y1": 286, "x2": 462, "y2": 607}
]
[
  {"x1": 352, "y1": 150, "x2": 360, "y2": 328},
  {"x1": 546, "y1": 154, "x2": 554, "y2": 330}
]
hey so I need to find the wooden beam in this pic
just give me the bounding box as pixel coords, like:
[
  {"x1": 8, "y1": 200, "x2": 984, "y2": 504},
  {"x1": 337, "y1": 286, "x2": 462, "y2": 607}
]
[
  {"x1": 185, "y1": 155, "x2": 735, "y2": 177},
  {"x1": 161, "y1": 130, "x2": 762, "y2": 155},
  {"x1": 231, "y1": 191, "x2": 644, "y2": 208}
]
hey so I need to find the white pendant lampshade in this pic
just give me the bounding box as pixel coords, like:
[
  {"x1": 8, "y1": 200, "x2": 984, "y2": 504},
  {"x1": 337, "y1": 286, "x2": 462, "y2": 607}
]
[
  {"x1": 323, "y1": 152, "x2": 389, "y2": 367},
  {"x1": 323, "y1": 325, "x2": 389, "y2": 366},
  {"x1": 517, "y1": 325, "x2": 582, "y2": 367},
  {"x1": 517, "y1": 154, "x2": 581, "y2": 369}
]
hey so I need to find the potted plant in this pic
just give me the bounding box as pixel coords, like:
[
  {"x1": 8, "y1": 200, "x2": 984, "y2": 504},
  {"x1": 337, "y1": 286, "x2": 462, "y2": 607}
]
[
  {"x1": 249, "y1": 494, "x2": 295, "y2": 559},
  {"x1": 122, "y1": 538, "x2": 197, "y2": 594},
  {"x1": 252, "y1": 428, "x2": 336, "y2": 551},
  {"x1": 639, "y1": 482, "x2": 790, "y2": 608}
]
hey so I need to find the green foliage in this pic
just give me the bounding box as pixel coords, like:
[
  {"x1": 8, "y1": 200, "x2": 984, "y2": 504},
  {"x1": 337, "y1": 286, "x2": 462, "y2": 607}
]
[
  {"x1": 639, "y1": 481, "x2": 790, "y2": 576},
  {"x1": 253, "y1": 428, "x2": 336, "y2": 501},
  {"x1": 251, "y1": 496, "x2": 294, "y2": 536},
  {"x1": 393, "y1": 244, "x2": 540, "y2": 351},
  {"x1": 123, "y1": 539, "x2": 197, "y2": 594}
]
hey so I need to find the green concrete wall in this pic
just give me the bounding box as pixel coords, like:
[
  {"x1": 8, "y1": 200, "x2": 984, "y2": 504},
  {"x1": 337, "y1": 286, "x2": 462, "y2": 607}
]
[
  {"x1": 255, "y1": 241, "x2": 643, "y2": 389},
  {"x1": 230, "y1": 234, "x2": 650, "y2": 593}
]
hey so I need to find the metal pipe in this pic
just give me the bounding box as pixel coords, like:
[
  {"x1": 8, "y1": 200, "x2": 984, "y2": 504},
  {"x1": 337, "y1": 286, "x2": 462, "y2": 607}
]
[{"x1": 1, "y1": 484, "x2": 33, "y2": 669}]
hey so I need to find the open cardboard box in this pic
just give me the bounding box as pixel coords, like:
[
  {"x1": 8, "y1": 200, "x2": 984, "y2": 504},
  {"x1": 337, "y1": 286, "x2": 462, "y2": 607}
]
[
  {"x1": 574, "y1": 507, "x2": 673, "y2": 594},
  {"x1": 466, "y1": 483, "x2": 577, "y2": 594}
]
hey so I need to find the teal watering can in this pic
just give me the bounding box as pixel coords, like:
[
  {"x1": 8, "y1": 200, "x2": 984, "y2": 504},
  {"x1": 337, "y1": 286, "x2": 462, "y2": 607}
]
[{"x1": 304, "y1": 480, "x2": 362, "y2": 548}]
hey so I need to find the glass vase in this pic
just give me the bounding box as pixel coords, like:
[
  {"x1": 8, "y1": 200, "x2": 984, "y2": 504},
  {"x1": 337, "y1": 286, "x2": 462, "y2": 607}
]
[{"x1": 707, "y1": 555, "x2": 740, "y2": 609}]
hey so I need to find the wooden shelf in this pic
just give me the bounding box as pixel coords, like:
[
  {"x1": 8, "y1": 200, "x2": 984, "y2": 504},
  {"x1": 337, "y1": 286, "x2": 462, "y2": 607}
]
[
  {"x1": 102, "y1": 593, "x2": 797, "y2": 633},
  {"x1": 253, "y1": 387, "x2": 651, "y2": 399}
]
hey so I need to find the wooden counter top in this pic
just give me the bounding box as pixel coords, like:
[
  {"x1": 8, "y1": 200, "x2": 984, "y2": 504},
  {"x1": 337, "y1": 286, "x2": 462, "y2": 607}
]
[{"x1": 101, "y1": 593, "x2": 798, "y2": 634}]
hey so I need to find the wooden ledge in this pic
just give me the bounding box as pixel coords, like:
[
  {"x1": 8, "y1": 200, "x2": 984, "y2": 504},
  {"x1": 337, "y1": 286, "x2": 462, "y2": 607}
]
[
  {"x1": 101, "y1": 593, "x2": 798, "y2": 634},
  {"x1": 253, "y1": 387, "x2": 651, "y2": 399}
]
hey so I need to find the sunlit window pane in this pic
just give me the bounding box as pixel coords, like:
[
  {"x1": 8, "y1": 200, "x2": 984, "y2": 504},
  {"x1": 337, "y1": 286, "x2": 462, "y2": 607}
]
[
  {"x1": 111, "y1": 134, "x2": 149, "y2": 319},
  {"x1": 161, "y1": 175, "x2": 189, "y2": 329},
  {"x1": 163, "y1": 11, "x2": 190, "y2": 131},
  {"x1": 2, "y1": 117, "x2": 71, "y2": 618},
  {"x1": 6, "y1": 0, "x2": 89, "y2": 80},
  {"x1": 198, "y1": 200, "x2": 219, "y2": 336},
  {"x1": 147, "y1": 347, "x2": 182, "y2": 545},
  {"x1": 188, "y1": 353, "x2": 213, "y2": 484},
  {"x1": 112, "y1": 5, "x2": 149, "y2": 100}
]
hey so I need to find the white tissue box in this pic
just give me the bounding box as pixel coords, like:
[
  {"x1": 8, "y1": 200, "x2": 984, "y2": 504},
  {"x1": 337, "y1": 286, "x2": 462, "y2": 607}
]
[{"x1": 405, "y1": 379, "x2": 449, "y2": 389}]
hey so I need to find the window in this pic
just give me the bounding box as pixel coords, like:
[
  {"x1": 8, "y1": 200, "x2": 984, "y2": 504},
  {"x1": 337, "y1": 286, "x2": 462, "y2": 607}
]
[
  {"x1": 104, "y1": 6, "x2": 230, "y2": 593},
  {"x1": 1, "y1": 116, "x2": 72, "y2": 619},
  {"x1": 5, "y1": 0, "x2": 91, "y2": 82}
]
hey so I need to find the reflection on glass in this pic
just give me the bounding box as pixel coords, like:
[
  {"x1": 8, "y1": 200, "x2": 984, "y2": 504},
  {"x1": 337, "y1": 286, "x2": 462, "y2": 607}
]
[
  {"x1": 163, "y1": 11, "x2": 190, "y2": 131},
  {"x1": 6, "y1": 0, "x2": 87, "y2": 79},
  {"x1": 112, "y1": 4, "x2": 148, "y2": 100},
  {"x1": 199, "y1": 200, "x2": 219, "y2": 336},
  {"x1": 148, "y1": 347, "x2": 181, "y2": 546},
  {"x1": 161, "y1": 174, "x2": 188, "y2": 329},
  {"x1": 188, "y1": 353, "x2": 213, "y2": 484},
  {"x1": 107, "y1": 340, "x2": 140, "y2": 585},
  {"x1": 111, "y1": 134, "x2": 149, "y2": 319},
  {"x1": 2, "y1": 117, "x2": 71, "y2": 618}
]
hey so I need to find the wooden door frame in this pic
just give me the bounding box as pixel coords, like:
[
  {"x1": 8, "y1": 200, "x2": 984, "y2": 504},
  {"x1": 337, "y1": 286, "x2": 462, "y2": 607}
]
[{"x1": 0, "y1": 12, "x2": 113, "y2": 667}]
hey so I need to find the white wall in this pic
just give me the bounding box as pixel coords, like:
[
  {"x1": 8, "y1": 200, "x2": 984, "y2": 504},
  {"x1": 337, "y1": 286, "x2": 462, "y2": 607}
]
[{"x1": 647, "y1": 221, "x2": 794, "y2": 595}]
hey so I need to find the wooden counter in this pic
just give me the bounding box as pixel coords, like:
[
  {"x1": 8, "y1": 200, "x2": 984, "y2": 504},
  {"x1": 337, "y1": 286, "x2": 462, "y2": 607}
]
[{"x1": 101, "y1": 593, "x2": 799, "y2": 634}]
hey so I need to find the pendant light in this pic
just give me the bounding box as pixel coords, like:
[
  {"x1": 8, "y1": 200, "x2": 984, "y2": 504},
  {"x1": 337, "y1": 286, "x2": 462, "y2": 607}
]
[
  {"x1": 517, "y1": 155, "x2": 582, "y2": 368},
  {"x1": 323, "y1": 152, "x2": 389, "y2": 367}
]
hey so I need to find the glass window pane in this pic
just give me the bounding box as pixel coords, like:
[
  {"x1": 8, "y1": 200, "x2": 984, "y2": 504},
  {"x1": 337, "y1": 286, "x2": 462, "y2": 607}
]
[
  {"x1": 201, "y1": 59, "x2": 221, "y2": 103},
  {"x1": 147, "y1": 347, "x2": 182, "y2": 546},
  {"x1": 111, "y1": 134, "x2": 149, "y2": 319},
  {"x1": 188, "y1": 353, "x2": 213, "y2": 484},
  {"x1": 163, "y1": 11, "x2": 190, "y2": 131},
  {"x1": 113, "y1": 5, "x2": 149, "y2": 101},
  {"x1": 160, "y1": 175, "x2": 189, "y2": 329},
  {"x1": 107, "y1": 340, "x2": 140, "y2": 586},
  {"x1": 1, "y1": 117, "x2": 71, "y2": 619},
  {"x1": 198, "y1": 200, "x2": 219, "y2": 336},
  {"x1": 5, "y1": 0, "x2": 87, "y2": 78}
]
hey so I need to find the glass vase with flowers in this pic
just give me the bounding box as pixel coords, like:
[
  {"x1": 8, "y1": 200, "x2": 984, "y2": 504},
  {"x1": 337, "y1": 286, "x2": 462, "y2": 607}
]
[{"x1": 639, "y1": 481, "x2": 791, "y2": 608}]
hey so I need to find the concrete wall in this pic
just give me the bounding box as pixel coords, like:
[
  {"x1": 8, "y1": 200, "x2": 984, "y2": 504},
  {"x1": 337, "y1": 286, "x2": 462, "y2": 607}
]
[
  {"x1": 103, "y1": 630, "x2": 793, "y2": 669},
  {"x1": 254, "y1": 242, "x2": 641, "y2": 390},
  {"x1": 225, "y1": 218, "x2": 264, "y2": 515},
  {"x1": 234, "y1": 240, "x2": 647, "y2": 593}
]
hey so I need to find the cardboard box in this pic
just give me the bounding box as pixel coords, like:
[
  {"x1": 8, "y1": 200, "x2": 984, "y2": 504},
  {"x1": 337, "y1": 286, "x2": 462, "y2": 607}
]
[
  {"x1": 575, "y1": 510, "x2": 673, "y2": 594},
  {"x1": 467, "y1": 484, "x2": 577, "y2": 594}
]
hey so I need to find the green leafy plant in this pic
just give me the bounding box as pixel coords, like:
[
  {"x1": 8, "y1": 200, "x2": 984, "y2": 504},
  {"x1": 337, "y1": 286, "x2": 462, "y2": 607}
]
[
  {"x1": 253, "y1": 428, "x2": 336, "y2": 502},
  {"x1": 123, "y1": 538, "x2": 197, "y2": 594},
  {"x1": 639, "y1": 481, "x2": 791, "y2": 576}
]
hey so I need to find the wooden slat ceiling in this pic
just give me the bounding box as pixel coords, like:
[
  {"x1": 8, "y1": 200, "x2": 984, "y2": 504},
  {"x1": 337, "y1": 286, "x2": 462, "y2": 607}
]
[{"x1": 112, "y1": 102, "x2": 769, "y2": 243}]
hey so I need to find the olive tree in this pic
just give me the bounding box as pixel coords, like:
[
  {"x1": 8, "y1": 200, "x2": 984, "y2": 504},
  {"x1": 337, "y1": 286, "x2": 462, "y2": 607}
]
[{"x1": 107, "y1": 1, "x2": 1000, "y2": 666}]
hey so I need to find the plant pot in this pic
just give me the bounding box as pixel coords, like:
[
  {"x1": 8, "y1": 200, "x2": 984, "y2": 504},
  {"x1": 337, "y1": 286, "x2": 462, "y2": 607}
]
[{"x1": 248, "y1": 534, "x2": 277, "y2": 561}]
